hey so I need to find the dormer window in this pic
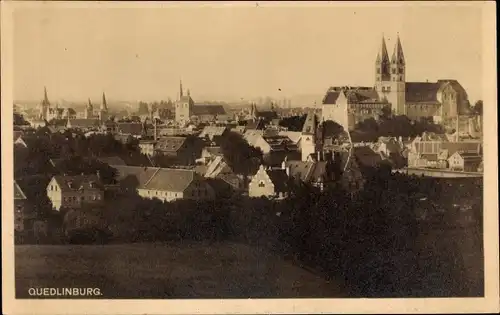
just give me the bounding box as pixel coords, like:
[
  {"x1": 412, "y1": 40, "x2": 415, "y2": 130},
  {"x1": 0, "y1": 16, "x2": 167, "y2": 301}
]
[{"x1": 258, "y1": 181, "x2": 265, "y2": 188}]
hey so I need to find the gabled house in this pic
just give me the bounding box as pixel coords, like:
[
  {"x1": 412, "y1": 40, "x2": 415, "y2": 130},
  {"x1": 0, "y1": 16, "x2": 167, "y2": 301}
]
[
  {"x1": 248, "y1": 165, "x2": 289, "y2": 199},
  {"x1": 46, "y1": 174, "x2": 104, "y2": 211},
  {"x1": 448, "y1": 151, "x2": 482, "y2": 172},
  {"x1": 138, "y1": 168, "x2": 215, "y2": 202}
]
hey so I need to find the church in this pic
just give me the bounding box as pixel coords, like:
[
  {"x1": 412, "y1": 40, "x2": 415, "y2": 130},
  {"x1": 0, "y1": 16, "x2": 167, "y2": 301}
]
[
  {"x1": 37, "y1": 87, "x2": 109, "y2": 122},
  {"x1": 321, "y1": 34, "x2": 472, "y2": 131}
]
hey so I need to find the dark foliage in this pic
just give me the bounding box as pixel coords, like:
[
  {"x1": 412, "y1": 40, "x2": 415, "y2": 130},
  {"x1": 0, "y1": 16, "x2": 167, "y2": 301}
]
[
  {"x1": 354, "y1": 114, "x2": 445, "y2": 141},
  {"x1": 278, "y1": 114, "x2": 307, "y2": 132},
  {"x1": 219, "y1": 131, "x2": 263, "y2": 176}
]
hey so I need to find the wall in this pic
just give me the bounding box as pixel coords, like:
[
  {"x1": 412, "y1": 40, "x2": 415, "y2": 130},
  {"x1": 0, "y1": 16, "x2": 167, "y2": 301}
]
[{"x1": 248, "y1": 168, "x2": 276, "y2": 198}]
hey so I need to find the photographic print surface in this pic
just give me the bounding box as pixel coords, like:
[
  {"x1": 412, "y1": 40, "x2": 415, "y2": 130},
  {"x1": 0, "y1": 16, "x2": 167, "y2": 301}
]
[{"x1": 2, "y1": 1, "x2": 499, "y2": 314}]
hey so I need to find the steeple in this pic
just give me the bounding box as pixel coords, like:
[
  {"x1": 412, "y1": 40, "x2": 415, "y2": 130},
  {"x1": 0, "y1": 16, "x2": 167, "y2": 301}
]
[
  {"x1": 375, "y1": 35, "x2": 391, "y2": 82},
  {"x1": 101, "y1": 92, "x2": 108, "y2": 111},
  {"x1": 391, "y1": 34, "x2": 405, "y2": 65},
  {"x1": 43, "y1": 86, "x2": 50, "y2": 106},
  {"x1": 179, "y1": 80, "x2": 184, "y2": 98},
  {"x1": 87, "y1": 98, "x2": 93, "y2": 109},
  {"x1": 390, "y1": 34, "x2": 405, "y2": 82}
]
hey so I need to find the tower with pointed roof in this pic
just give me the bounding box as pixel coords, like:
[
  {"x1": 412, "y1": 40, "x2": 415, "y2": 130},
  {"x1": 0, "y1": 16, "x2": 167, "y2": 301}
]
[
  {"x1": 85, "y1": 98, "x2": 94, "y2": 119},
  {"x1": 99, "y1": 92, "x2": 108, "y2": 121},
  {"x1": 375, "y1": 34, "x2": 406, "y2": 116},
  {"x1": 175, "y1": 80, "x2": 194, "y2": 125},
  {"x1": 301, "y1": 112, "x2": 318, "y2": 161},
  {"x1": 39, "y1": 86, "x2": 50, "y2": 120}
]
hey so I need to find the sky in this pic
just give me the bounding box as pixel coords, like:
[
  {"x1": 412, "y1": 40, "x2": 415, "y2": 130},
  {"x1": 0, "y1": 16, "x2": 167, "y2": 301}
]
[{"x1": 12, "y1": 2, "x2": 485, "y2": 104}]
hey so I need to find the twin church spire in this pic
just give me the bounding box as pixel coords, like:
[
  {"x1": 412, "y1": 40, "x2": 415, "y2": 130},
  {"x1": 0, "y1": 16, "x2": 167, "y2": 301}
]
[{"x1": 375, "y1": 34, "x2": 405, "y2": 83}]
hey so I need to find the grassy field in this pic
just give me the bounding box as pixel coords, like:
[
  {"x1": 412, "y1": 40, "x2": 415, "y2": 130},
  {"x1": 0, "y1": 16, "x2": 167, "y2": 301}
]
[{"x1": 15, "y1": 242, "x2": 346, "y2": 299}]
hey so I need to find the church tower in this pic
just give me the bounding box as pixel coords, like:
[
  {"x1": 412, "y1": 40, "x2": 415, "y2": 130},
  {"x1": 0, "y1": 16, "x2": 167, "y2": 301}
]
[
  {"x1": 389, "y1": 34, "x2": 406, "y2": 115},
  {"x1": 39, "y1": 86, "x2": 50, "y2": 120},
  {"x1": 99, "y1": 92, "x2": 108, "y2": 121},
  {"x1": 375, "y1": 36, "x2": 391, "y2": 84},
  {"x1": 85, "y1": 98, "x2": 94, "y2": 119},
  {"x1": 375, "y1": 34, "x2": 406, "y2": 115},
  {"x1": 175, "y1": 80, "x2": 193, "y2": 125},
  {"x1": 301, "y1": 112, "x2": 318, "y2": 161}
]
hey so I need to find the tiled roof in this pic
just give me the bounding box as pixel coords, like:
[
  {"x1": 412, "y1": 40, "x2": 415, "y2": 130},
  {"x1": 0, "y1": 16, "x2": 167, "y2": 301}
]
[
  {"x1": 323, "y1": 91, "x2": 340, "y2": 104},
  {"x1": 142, "y1": 168, "x2": 197, "y2": 192},
  {"x1": 322, "y1": 87, "x2": 381, "y2": 105},
  {"x1": 441, "y1": 141, "x2": 481, "y2": 156},
  {"x1": 405, "y1": 82, "x2": 441, "y2": 103},
  {"x1": 112, "y1": 165, "x2": 160, "y2": 187},
  {"x1": 155, "y1": 136, "x2": 187, "y2": 153},
  {"x1": 53, "y1": 174, "x2": 103, "y2": 192},
  {"x1": 278, "y1": 131, "x2": 302, "y2": 144},
  {"x1": 193, "y1": 105, "x2": 226, "y2": 116},
  {"x1": 284, "y1": 161, "x2": 316, "y2": 182},
  {"x1": 97, "y1": 156, "x2": 127, "y2": 166},
  {"x1": 245, "y1": 119, "x2": 266, "y2": 130},
  {"x1": 454, "y1": 152, "x2": 482, "y2": 161},
  {"x1": 117, "y1": 122, "x2": 143, "y2": 135},
  {"x1": 267, "y1": 169, "x2": 289, "y2": 193},
  {"x1": 68, "y1": 119, "x2": 100, "y2": 129},
  {"x1": 198, "y1": 126, "x2": 227, "y2": 139},
  {"x1": 14, "y1": 181, "x2": 27, "y2": 200},
  {"x1": 309, "y1": 161, "x2": 328, "y2": 182}
]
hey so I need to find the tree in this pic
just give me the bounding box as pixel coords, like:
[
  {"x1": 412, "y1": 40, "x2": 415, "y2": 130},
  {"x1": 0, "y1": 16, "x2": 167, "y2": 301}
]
[
  {"x1": 13, "y1": 113, "x2": 29, "y2": 126},
  {"x1": 279, "y1": 114, "x2": 307, "y2": 131},
  {"x1": 220, "y1": 131, "x2": 263, "y2": 177}
]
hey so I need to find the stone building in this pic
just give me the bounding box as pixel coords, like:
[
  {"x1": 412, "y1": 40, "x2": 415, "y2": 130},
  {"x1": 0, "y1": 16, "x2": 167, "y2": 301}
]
[{"x1": 321, "y1": 35, "x2": 473, "y2": 130}]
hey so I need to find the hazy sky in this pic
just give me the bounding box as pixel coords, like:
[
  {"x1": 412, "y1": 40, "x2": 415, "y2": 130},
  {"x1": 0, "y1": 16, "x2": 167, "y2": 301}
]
[{"x1": 13, "y1": 2, "x2": 485, "y2": 103}]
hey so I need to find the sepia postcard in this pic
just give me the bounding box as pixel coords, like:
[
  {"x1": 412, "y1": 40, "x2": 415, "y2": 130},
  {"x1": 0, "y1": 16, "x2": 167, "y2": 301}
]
[{"x1": 2, "y1": 1, "x2": 499, "y2": 314}]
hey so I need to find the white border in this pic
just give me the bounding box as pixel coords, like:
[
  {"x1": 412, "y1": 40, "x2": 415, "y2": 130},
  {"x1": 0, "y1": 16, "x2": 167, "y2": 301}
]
[{"x1": 2, "y1": 1, "x2": 498, "y2": 314}]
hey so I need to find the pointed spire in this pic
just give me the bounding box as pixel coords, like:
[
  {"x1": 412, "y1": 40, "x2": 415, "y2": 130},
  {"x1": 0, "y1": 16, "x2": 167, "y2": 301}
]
[
  {"x1": 391, "y1": 33, "x2": 405, "y2": 65},
  {"x1": 101, "y1": 92, "x2": 108, "y2": 111},
  {"x1": 179, "y1": 80, "x2": 184, "y2": 98},
  {"x1": 43, "y1": 86, "x2": 50, "y2": 106},
  {"x1": 379, "y1": 35, "x2": 390, "y2": 64},
  {"x1": 88, "y1": 98, "x2": 93, "y2": 108}
]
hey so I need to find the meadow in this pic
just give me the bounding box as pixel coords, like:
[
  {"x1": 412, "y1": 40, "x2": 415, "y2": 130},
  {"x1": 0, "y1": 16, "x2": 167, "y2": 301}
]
[{"x1": 15, "y1": 242, "x2": 347, "y2": 299}]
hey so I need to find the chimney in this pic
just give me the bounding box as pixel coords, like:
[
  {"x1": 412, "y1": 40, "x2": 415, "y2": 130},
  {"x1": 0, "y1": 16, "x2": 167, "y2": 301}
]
[
  {"x1": 317, "y1": 150, "x2": 321, "y2": 162},
  {"x1": 154, "y1": 118, "x2": 157, "y2": 141},
  {"x1": 96, "y1": 170, "x2": 100, "y2": 180},
  {"x1": 285, "y1": 166, "x2": 290, "y2": 177}
]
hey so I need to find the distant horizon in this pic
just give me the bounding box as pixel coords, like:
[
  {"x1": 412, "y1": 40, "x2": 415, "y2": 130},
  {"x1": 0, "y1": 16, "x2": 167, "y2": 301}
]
[{"x1": 13, "y1": 3, "x2": 485, "y2": 105}]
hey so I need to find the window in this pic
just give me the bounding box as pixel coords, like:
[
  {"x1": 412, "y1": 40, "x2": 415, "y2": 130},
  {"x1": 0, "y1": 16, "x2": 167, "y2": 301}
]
[
  {"x1": 258, "y1": 181, "x2": 265, "y2": 188},
  {"x1": 377, "y1": 69, "x2": 380, "y2": 74},
  {"x1": 81, "y1": 196, "x2": 85, "y2": 201},
  {"x1": 392, "y1": 69, "x2": 395, "y2": 74},
  {"x1": 93, "y1": 195, "x2": 97, "y2": 200}
]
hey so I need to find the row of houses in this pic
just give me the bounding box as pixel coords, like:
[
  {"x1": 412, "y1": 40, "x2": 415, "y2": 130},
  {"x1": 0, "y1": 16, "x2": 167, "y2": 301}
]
[{"x1": 407, "y1": 132, "x2": 483, "y2": 172}]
